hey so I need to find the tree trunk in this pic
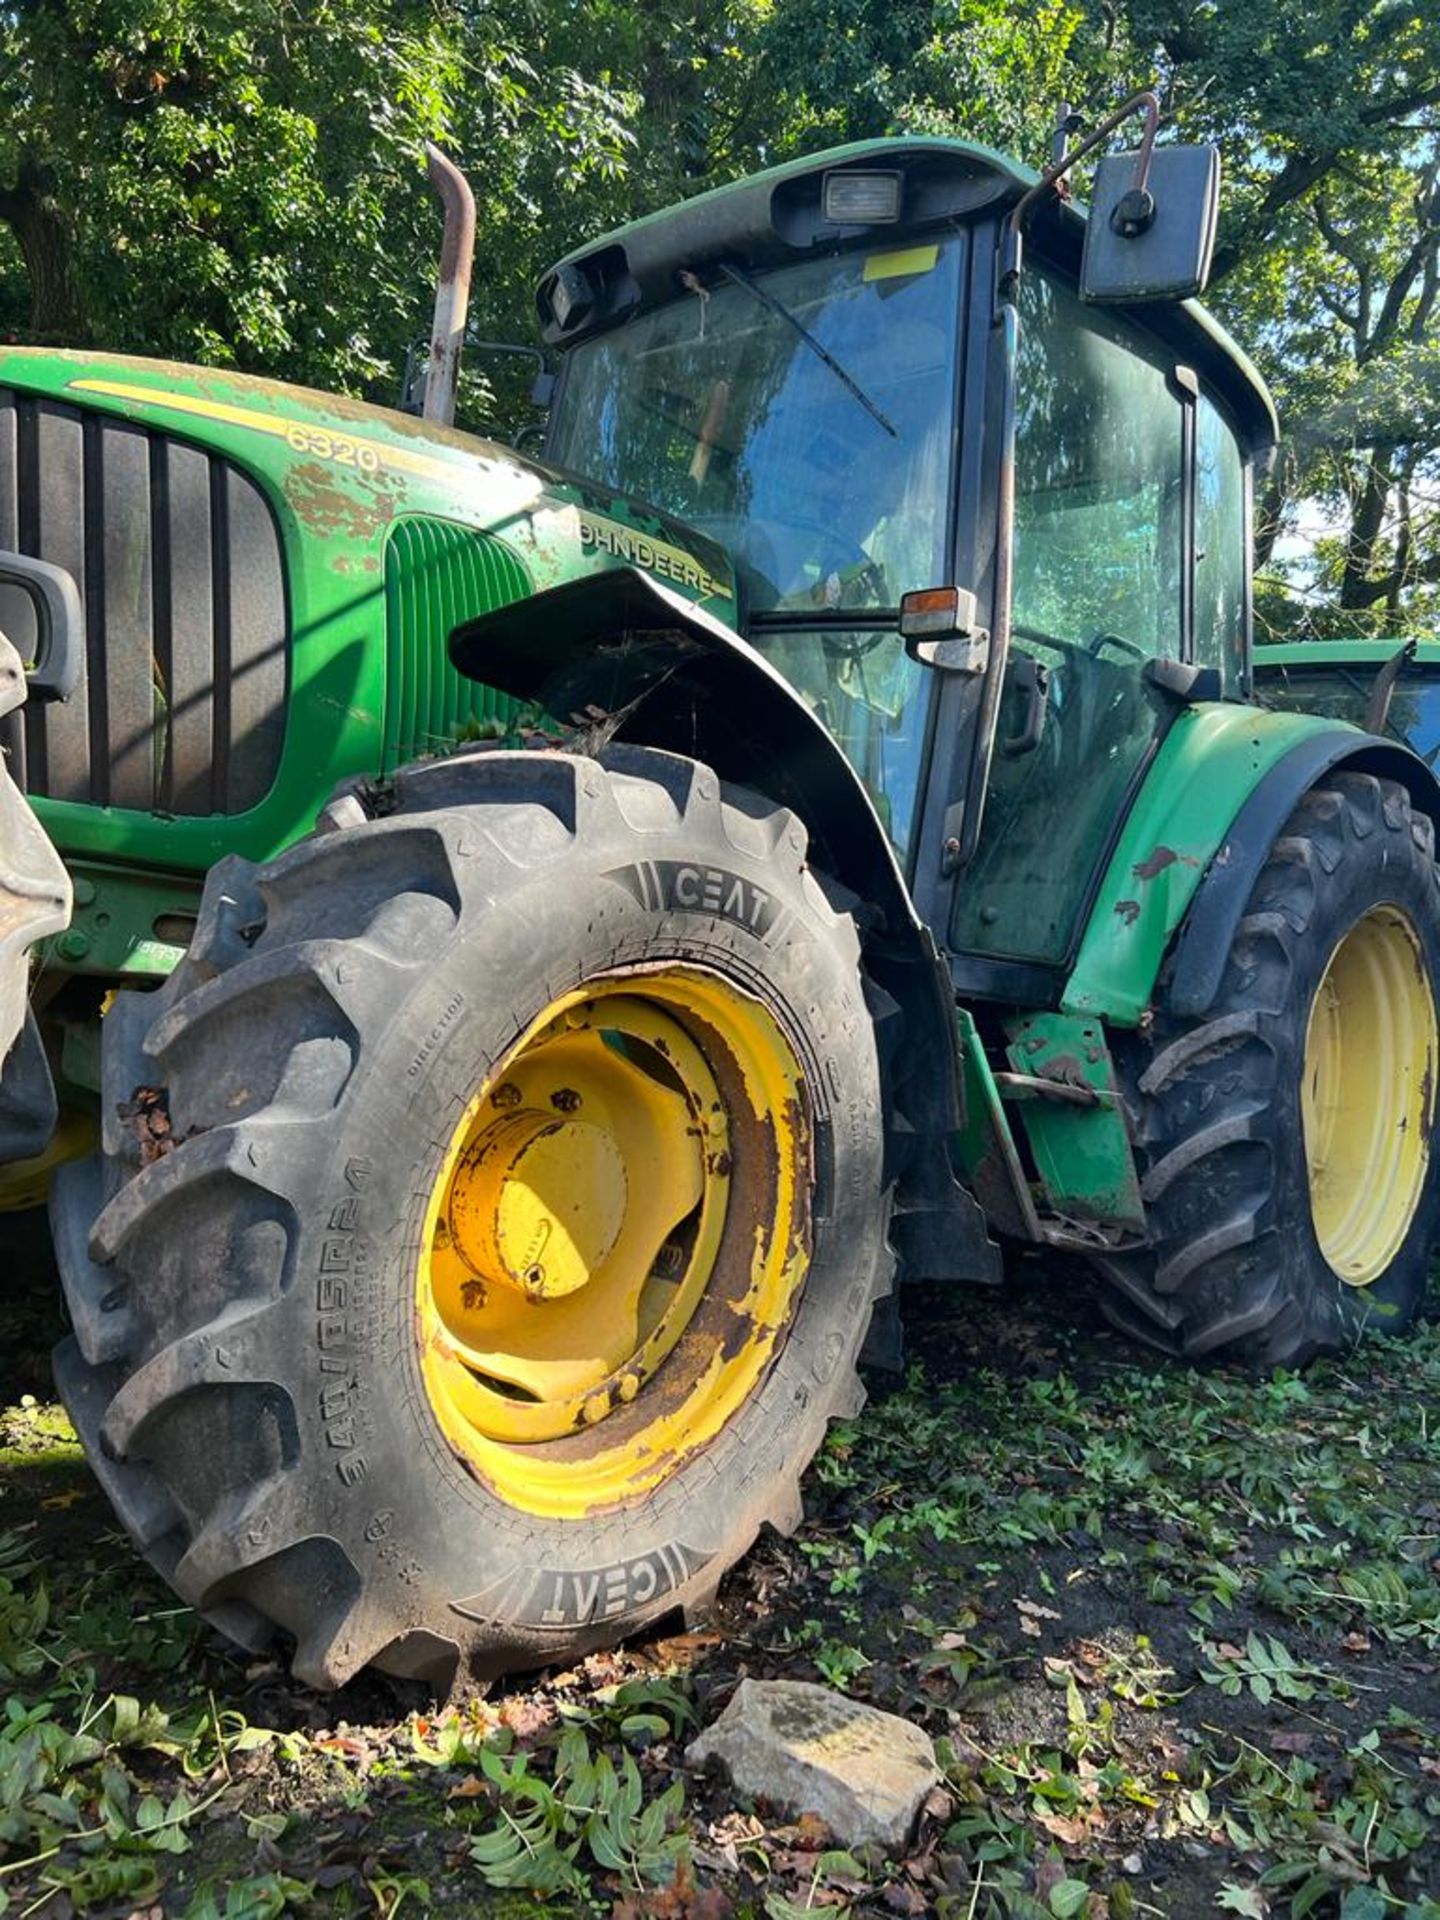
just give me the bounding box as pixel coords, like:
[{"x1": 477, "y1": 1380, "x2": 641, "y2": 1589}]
[
  {"x1": 1339, "y1": 448, "x2": 1391, "y2": 611},
  {"x1": 0, "y1": 157, "x2": 87, "y2": 343}
]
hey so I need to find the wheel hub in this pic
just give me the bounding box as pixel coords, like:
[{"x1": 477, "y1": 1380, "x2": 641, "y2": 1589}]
[
  {"x1": 448, "y1": 1110, "x2": 629, "y2": 1300},
  {"x1": 415, "y1": 968, "x2": 812, "y2": 1513}
]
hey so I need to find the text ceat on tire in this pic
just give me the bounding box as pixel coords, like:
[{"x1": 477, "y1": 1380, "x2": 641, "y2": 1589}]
[
  {"x1": 1096, "y1": 771, "x2": 1440, "y2": 1369},
  {"x1": 50, "y1": 745, "x2": 891, "y2": 1688}
]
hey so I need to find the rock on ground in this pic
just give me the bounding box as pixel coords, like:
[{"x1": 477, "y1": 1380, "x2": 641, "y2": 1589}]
[{"x1": 686, "y1": 1677, "x2": 938, "y2": 1852}]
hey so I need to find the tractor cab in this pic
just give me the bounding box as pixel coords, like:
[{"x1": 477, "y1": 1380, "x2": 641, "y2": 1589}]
[{"x1": 538, "y1": 136, "x2": 1277, "y2": 994}]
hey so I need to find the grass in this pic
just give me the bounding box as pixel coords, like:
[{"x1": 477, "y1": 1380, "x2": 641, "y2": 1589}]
[{"x1": 1, "y1": 1256, "x2": 1437, "y2": 1917}]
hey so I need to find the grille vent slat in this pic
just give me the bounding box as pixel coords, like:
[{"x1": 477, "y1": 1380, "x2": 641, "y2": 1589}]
[
  {"x1": 32, "y1": 403, "x2": 87, "y2": 802},
  {"x1": 0, "y1": 386, "x2": 287, "y2": 815},
  {"x1": 383, "y1": 517, "x2": 529, "y2": 771}
]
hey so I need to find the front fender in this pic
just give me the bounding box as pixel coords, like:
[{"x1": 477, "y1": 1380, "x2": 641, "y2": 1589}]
[
  {"x1": 451, "y1": 566, "x2": 921, "y2": 941},
  {"x1": 1063, "y1": 704, "x2": 1440, "y2": 1027}
]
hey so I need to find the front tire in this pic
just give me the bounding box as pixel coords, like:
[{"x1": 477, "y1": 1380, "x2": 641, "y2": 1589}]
[
  {"x1": 1096, "y1": 772, "x2": 1440, "y2": 1368},
  {"x1": 51, "y1": 746, "x2": 890, "y2": 1688}
]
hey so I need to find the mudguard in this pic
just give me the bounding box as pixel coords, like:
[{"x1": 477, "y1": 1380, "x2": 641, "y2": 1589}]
[
  {"x1": 1168, "y1": 729, "x2": 1440, "y2": 1019},
  {"x1": 1064, "y1": 704, "x2": 1440, "y2": 1027},
  {"x1": 451, "y1": 568, "x2": 919, "y2": 935}
]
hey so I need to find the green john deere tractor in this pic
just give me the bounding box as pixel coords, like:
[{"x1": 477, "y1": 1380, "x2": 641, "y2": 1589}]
[
  {"x1": 4, "y1": 104, "x2": 1439, "y2": 1689},
  {"x1": 1256, "y1": 638, "x2": 1440, "y2": 756}
]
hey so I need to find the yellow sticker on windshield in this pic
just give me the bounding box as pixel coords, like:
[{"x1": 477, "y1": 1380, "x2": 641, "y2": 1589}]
[{"x1": 863, "y1": 245, "x2": 940, "y2": 282}]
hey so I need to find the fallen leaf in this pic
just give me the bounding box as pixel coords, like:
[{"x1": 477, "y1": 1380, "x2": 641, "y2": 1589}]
[
  {"x1": 1036, "y1": 1810, "x2": 1091, "y2": 1847},
  {"x1": 1270, "y1": 1732, "x2": 1312, "y2": 1754},
  {"x1": 652, "y1": 1631, "x2": 725, "y2": 1665},
  {"x1": 499, "y1": 1694, "x2": 556, "y2": 1739},
  {"x1": 1016, "y1": 1597, "x2": 1061, "y2": 1621},
  {"x1": 582, "y1": 1650, "x2": 627, "y2": 1687},
  {"x1": 447, "y1": 1775, "x2": 486, "y2": 1800}
]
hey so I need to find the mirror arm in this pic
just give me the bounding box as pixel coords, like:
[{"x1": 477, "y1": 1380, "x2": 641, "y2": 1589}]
[{"x1": 1010, "y1": 87, "x2": 1161, "y2": 234}]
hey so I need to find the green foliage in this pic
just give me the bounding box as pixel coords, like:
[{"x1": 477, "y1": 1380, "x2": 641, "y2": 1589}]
[
  {"x1": 1197, "y1": 1628, "x2": 1329, "y2": 1705},
  {"x1": 0, "y1": 0, "x2": 632, "y2": 404},
  {"x1": 464, "y1": 1726, "x2": 689, "y2": 1896}
]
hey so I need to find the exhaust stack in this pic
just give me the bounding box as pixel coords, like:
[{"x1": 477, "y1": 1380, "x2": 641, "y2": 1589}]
[{"x1": 422, "y1": 144, "x2": 476, "y2": 428}]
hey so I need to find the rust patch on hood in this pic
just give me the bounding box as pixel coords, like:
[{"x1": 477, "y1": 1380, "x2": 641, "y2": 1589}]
[{"x1": 282, "y1": 460, "x2": 398, "y2": 542}]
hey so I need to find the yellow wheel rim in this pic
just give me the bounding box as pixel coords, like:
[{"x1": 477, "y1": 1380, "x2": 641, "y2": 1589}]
[
  {"x1": 1301, "y1": 905, "x2": 1437, "y2": 1285},
  {"x1": 416, "y1": 968, "x2": 811, "y2": 1517}
]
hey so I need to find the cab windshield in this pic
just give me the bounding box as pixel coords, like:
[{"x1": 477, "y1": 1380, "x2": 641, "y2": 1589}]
[{"x1": 545, "y1": 241, "x2": 963, "y2": 613}]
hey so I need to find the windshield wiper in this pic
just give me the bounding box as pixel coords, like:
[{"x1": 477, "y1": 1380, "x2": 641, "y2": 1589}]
[{"x1": 703, "y1": 261, "x2": 897, "y2": 439}]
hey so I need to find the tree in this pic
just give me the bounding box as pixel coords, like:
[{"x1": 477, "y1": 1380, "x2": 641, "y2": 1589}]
[
  {"x1": 0, "y1": 0, "x2": 632, "y2": 394},
  {"x1": 1093, "y1": 0, "x2": 1440, "y2": 635}
]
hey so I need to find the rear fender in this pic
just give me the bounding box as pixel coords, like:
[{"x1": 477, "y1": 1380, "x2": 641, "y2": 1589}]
[
  {"x1": 1167, "y1": 730, "x2": 1440, "y2": 1019},
  {"x1": 450, "y1": 567, "x2": 1001, "y2": 1288},
  {"x1": 1063, "y1": 705, "x2": 1440, "y2": 1026}
]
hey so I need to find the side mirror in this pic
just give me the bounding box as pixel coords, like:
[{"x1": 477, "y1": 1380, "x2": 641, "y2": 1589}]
[
  {"x1": 0, "y1": 552, "x2": 84, "y2": 702},
  {"x1": 1080, "y1": 144, "x2": 1220, "y2": 304}
]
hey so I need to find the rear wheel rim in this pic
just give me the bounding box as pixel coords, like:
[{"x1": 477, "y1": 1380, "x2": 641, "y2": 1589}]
[
  {"x1": 1301, "y1": 904, "x2": 1437, "y2": 1285},
  {"x1": 415, "y1": 967, "x2": 811, "y2": 1517}
]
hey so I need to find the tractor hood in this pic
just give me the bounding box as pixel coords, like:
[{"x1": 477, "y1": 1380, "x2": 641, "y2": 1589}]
[
  {"x1": 0, "y1": 348, "x2": 739, "y2": 630},
  {"x1": 0, "y1": 347, "x2": 737, "y2": 884}
]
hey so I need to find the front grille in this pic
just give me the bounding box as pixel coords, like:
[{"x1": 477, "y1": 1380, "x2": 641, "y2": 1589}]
[{"x1": 0, "y1": 388, "x2": 287, "y2": 815}]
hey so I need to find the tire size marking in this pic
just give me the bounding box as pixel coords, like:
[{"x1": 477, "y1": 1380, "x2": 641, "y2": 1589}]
[
  {"x1": 606, "y1": 861, "x2": 784, "y2": 940},
  {"x1": 315, "y1": 1156, "x2": 376, "y2": 1490},
  {"x1": 361, "y1": 1509, "x2": 427, "y2": 1587},
  {"x1": 452, "y1": 1542, "x2": 712, "y2": 1630}
]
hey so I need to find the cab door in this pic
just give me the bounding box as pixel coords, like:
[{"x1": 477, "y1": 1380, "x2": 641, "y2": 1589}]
[{"x1": 949, "y1": 267, "x2": 1190, "y2": 971}]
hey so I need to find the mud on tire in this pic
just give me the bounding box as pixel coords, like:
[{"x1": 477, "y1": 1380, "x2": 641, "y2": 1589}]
[
  {"x1": 50, "y1": 745, "x2": 891, "y2": 1689},
  {"x1": 1095, "y1": 771, "x2": 1440, "y2": 1369}
]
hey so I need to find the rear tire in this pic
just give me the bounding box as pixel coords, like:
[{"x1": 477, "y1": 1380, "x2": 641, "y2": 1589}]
[
  {"x1": 1095, "y1": 772, "x2": 1440, "y2": 1368},
  {"x1": 51, "y1": 746, "x2": 891, "y2": 1688}
]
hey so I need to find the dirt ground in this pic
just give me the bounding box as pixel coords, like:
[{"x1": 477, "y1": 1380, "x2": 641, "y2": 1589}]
[{"x1": 1, "y1": 1246, "x2": 1436, "y2": 1919}]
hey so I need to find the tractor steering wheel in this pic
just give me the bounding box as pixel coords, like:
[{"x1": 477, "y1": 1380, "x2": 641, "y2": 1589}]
[
  {"x1": 771, "y1": 518, "x2": 887, "y2": 608},
  {"x1": 1012, "y1": 622, "x2": 1147, "y2": 663}
]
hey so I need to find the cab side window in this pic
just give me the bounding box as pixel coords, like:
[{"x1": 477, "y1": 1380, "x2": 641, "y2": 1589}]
[
  {"x1": 1011, "y1": 271, "x2": 1183, "y2": 654},
  {"x1": 1194, "y1": 395, "x2": 1247, "y2": 691}
]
